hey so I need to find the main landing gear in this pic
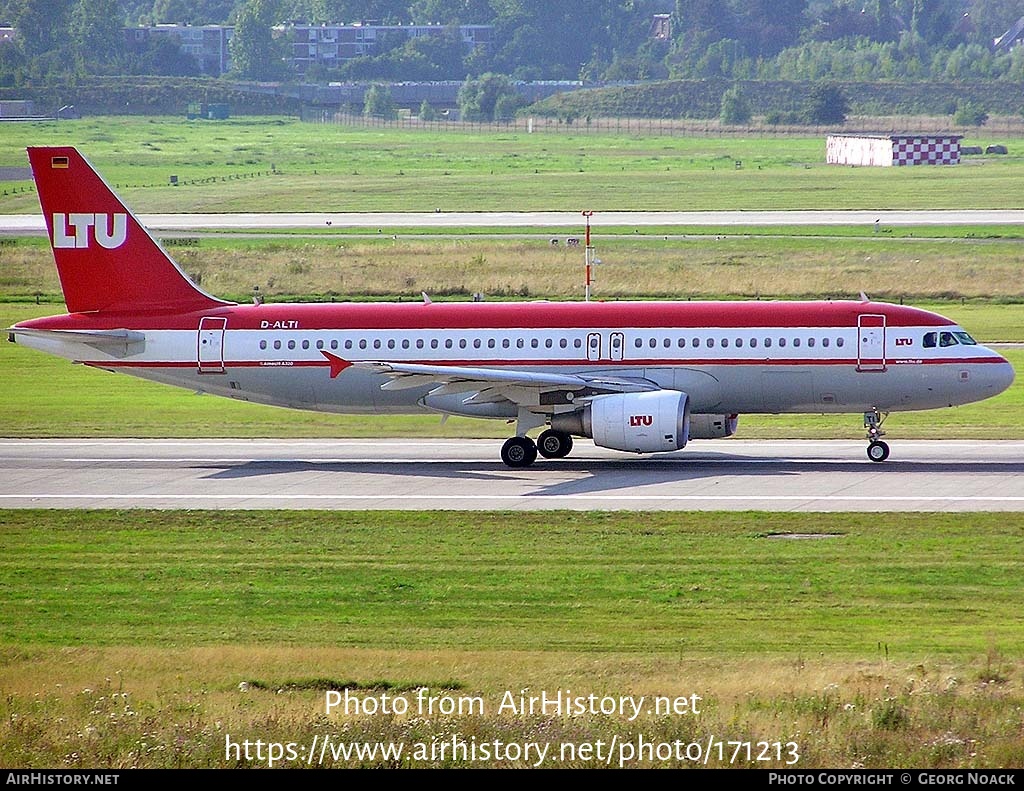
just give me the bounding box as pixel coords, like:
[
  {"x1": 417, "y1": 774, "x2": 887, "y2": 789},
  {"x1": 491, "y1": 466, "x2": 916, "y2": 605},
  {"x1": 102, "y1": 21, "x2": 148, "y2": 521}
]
[
  {"x1": 863, "y1": 408, "x2": 890, "y2": 463},
  {"x1": 500, "y1": 429, "x2": 574, "y2": 468}
]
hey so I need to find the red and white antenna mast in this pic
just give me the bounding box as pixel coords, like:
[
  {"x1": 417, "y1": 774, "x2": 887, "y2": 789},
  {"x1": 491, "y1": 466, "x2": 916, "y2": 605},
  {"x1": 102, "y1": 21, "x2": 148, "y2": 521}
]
[{"x1": 582, "y1": 210, "x2": 594, "y2": 302}]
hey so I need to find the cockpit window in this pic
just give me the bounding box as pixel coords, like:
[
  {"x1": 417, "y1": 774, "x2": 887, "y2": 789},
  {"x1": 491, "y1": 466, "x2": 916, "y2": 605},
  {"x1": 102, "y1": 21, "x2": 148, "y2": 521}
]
[
  {"x1": 923, "y1": 332, "x2": 937, "y2": 348},
  {"x1": 939, "y1": 331, "x2": 958, "y2": 347},
  {"x1": 954, "y1": 331, "x2": 977, "y2": 345}
]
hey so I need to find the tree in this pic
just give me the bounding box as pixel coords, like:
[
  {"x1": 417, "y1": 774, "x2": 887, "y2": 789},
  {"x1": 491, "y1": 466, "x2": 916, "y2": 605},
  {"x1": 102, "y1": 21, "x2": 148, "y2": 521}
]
[
  {"x1": 805, "y1": 82, "x2": 849, "y2": 124},
  {"x1": 719, "y1": 84, "x2": 751, "y2": 125},
  {"x1": 363, "y1": 83, "x2": 396, "y2": 118},
  {"x1": 230, "y1": 0, "x2": 286, "y2": 80},
  {"x1": 457, "y1": 73, "x2": 521, "y2": 121},
  {"x1": 419, "y1": 100, "x2": 437, "y2": 121},
  {"x1": 70, "y1": 0, "x2": 124, "y2": 74},
  {"x1": 149, "y1": 0, "x2": 237, "y2": 24},
  {"x1": 126, "y1": 36, "x2": 202, "y2": 76},
  {"x1": 953, "y1": 101, "x2": 988, "y2": 126},
  {"x1": 11, "y1": 0, "x2": 72, "y2": 58}
]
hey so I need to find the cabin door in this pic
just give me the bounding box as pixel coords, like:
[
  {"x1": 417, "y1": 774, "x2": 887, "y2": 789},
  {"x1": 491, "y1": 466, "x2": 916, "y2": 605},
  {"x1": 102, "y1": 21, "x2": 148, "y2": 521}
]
[
  {"x1": 197, "y1": 316, "x2": 227, "y2": 374},
  {"x1": 857, "y1": 314, "x2": 886, "y2": 372}
]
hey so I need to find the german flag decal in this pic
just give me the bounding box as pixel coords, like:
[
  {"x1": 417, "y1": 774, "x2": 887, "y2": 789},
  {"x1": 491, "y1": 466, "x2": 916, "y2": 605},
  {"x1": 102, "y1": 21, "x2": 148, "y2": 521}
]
[{"x1": 51, "y1": 156, "x2": 69, "y2": 168}]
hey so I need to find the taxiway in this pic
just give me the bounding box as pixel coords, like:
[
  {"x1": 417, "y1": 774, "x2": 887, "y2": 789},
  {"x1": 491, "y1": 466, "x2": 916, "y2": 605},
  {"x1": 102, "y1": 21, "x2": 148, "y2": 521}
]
[{"x1": 5, "y1": 209, "x2": 1024, "y2": 234}]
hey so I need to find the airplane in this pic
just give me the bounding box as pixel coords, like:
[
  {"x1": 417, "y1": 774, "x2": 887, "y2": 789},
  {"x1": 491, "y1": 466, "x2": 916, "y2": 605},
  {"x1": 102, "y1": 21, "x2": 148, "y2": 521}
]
[{"x1": 7, "y1": 146, "x2": 1016, "y2": 467}]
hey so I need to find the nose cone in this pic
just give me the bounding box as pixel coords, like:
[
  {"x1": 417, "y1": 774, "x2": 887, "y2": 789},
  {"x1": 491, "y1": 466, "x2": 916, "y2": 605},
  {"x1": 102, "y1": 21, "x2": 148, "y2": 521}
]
[
  {"x1": 991, "y1": 355, "x2": 1016, "y2": 396},
  {"x1": 976, "y1": 352, "x2": 1016, "y2": 401}
]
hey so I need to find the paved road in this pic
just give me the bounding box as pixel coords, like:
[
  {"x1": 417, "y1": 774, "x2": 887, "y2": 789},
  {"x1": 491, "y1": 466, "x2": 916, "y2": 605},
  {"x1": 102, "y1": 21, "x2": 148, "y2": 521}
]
[
  {"x1": 2, "y1": 439, "x2": 1022, "y2": 512},
  {"x1": 5, "y1": 209, "x2": 1024, "y2": 234}
]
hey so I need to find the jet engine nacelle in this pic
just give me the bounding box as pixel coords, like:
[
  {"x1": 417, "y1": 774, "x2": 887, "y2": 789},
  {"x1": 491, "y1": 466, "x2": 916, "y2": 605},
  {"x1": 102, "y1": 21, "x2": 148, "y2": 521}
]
[
  {"x1": 552, "y1": 390, "x2": 690, "y2": 453},
  {"x1": 688, "y1": 413, "x2": 739, "y2": 439}
]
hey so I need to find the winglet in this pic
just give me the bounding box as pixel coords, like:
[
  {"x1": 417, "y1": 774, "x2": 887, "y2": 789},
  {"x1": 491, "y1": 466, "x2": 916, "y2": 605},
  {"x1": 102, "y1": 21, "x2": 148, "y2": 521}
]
[{"x1": 320, "y1": 350, "x2": 352, "y2": 378}]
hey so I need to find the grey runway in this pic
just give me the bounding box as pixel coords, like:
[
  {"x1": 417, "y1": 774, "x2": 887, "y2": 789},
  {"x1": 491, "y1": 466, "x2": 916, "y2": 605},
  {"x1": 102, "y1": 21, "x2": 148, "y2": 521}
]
[{"x1": 1, "y1": 438, "x2": 1021, "y2": 511}]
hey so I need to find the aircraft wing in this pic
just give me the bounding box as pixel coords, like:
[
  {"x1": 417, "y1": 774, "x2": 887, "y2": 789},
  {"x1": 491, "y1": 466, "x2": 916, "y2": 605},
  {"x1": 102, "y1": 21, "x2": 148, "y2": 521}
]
[{"x1": 352, "y1": 359, "x2": 657, "y2": 404}]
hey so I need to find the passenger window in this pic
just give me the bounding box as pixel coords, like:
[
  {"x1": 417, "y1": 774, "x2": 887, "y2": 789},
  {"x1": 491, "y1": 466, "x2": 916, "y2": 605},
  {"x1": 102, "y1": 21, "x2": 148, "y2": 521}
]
[
  {"x1": 517, "y1": 339, "x2": 525, "y2": 349},
  {"x1": 721, "y1": 338, "x2": 729, "y2": 348},
  {"x1": 735, "y1": 338, "x2": 743, "y2": 347},
  {"x1": 387, "y1": 339, "x2": 395, "y2": 349},
  {"x1": 764, "y1": 338, "x2": 772, "y2": 348},
  {"x1": 373, "y1": 340, "x2": 381, "y2": 349},
  {"x1": 431, "y1": 340, "x2": 438, "y2": 349},
  {"x1": 663, "y1": 338, "x2": 671, "y2": 348},
  {"x1": 503, "y1": 339, "x2": 511, "y2": 348},
  {"x1": 807, "y1": 338, "x2": 815, "y2": 348},
  {"x1": 559, "y1": 338, "x2": 567, "y2": 349},
  {"x1": 692, "y1": 338, "x2": 699, "y2": 347},
  {"x1": 778, "y1": 338, "x2": 786, "y2": 348},
  {"x1": 750, "y1": 338, "x2": 758, "y2": 348},
  {"x1": 459, "y1": 339, "x2": 467, "y2": 349},
  {"x1": 706, "y1": 338, "x2": 714, "y2": 348},
  {"x1": 402, "y1": 340, "x2": 409, "y2": 349},
  {"x1": 531, "y1": 339, "x2": 539, "y2": 348},
  {"x1": 288, "y1": 340, "x2": 296, "y2": 350},
  {"x1": 836, "y1": 337, "x2": 844, "y2": 348},
  {"x1": 316, "y1": 340, "x2": 324, "y2": 350},
  {"x1": 474, "y1": 339, "x2": 481, "y2": 349},
  {"x1": 342, "y1": 340, "x2": 349, "y2": 350},
  {"x1": 445, "y1": 339, "x2": 453, "y2": 349},
  {"x1": 274, "y1": 340, "x2": 281, "y2": 350},
  {"x1": 489, "y1": 339, "x2": 496, "y2": 349},
  {"x1": 635, "y1": 338, "x2": 643, "y2": 349},
  {"x1": 545, "y1": 339, "x2": 553, "y2": 348},
  {"x1": 259, "y1": 340, "x2": 267, "y2": 350},
  {"x1": 822, "y1": 338, "x2": 830, "y2": 348},
  {"x1": 649, "y1": 338, "x2": 657, "y2": 349},
  {"x1": 793, "y1": 338, "x2": 801, "y2": 347}
]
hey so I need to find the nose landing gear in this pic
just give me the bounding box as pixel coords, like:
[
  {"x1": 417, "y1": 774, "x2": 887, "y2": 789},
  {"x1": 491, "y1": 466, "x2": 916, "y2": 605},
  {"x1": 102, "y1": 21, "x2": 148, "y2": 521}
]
[{"x1": 864, "y1": 408, "x2": 890, "y2": 462}]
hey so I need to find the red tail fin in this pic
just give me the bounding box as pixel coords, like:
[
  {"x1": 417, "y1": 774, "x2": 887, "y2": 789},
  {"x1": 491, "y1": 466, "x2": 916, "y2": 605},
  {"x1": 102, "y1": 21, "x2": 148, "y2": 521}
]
[{"x1": 27, "y1": 147, "x2": 232, "y2": 314}]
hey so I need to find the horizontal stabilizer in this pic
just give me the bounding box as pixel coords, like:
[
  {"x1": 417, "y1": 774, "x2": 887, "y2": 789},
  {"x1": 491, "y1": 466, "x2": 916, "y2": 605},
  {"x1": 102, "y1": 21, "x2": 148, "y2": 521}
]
[{"x1": 9, "y1": 327, "x2": 146, "y2": 358}]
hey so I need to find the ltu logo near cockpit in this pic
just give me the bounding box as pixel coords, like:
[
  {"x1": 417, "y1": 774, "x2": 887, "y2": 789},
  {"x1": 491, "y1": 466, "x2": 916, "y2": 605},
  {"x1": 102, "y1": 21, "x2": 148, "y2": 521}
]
[{"x1": 52, "y1": 213, "x2": 127, "y2": 249}]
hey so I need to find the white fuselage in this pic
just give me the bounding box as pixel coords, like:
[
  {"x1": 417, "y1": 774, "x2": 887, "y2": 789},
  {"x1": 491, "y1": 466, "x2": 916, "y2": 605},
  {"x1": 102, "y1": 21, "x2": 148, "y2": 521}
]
[{"x1": 15, "y1": 303, "x2": 1014, "y2": 420}]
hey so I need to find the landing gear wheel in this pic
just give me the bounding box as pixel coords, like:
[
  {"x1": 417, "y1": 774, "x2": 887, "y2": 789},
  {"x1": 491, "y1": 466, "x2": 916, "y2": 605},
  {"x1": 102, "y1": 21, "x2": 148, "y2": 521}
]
[
  {"x1": 536, "y1": 430, "x2": 573, "y2": 459},
  {"x1": 501, "y1": 436, "x2": 538, "y2": 468},
  {"x1": 867, "y1": 440, "x2": 890, "y2": 463}
]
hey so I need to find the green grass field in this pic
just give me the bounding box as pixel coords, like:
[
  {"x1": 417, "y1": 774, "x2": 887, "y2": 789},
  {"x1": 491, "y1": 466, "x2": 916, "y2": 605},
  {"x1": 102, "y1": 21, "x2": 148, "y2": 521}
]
[
  {"x1": 2, "y1": 117, "x2": 1024, "y2": 213},
  {"x1": 1, "y1": 510, "x2": 1022, "y2": 768}
]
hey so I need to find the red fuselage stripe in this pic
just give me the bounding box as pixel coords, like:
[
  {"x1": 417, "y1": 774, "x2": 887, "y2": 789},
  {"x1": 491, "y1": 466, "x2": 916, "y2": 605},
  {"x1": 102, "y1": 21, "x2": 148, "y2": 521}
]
[{"x1": 83, "y1": 356, "x2": 1007, "y2": 369}]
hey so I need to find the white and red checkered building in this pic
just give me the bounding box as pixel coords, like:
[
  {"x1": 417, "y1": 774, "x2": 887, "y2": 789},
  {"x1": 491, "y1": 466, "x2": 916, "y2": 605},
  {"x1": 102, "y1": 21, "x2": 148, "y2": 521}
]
[{"x1": 826, "y1": 134, "x2": 962, "y2": 167}]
